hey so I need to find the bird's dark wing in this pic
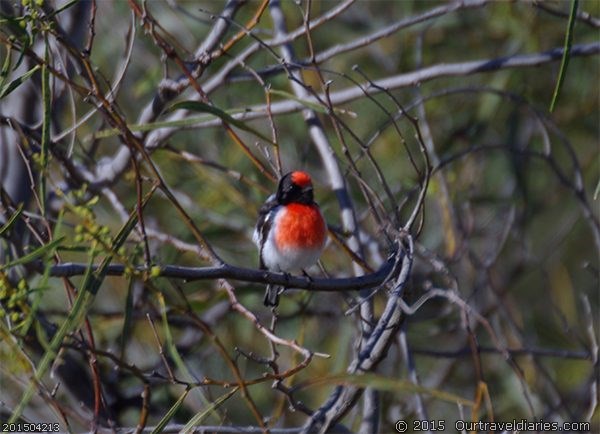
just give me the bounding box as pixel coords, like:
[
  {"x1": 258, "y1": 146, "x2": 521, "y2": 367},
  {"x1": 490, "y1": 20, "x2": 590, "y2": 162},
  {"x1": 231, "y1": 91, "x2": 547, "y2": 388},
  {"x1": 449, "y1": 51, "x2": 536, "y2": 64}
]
[{"x1": 255, "y1": 194, "x2": 278, "y2": 269}]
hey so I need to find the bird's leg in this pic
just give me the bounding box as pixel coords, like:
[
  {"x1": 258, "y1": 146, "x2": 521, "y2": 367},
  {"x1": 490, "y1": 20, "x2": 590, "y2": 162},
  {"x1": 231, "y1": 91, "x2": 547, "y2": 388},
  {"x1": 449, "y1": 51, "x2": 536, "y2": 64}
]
[
  {"x1": 276, "y1": 272, "x2": 293, "y2": 306},
  {"x1": 264, "y1": 284, "x2": 281, "y2": 307},
  {"x1": 279, "y1": 272, "x2": 292, "y2": 297},
  {"x1": 263, "y1": 271, "x2": 291, "y2": 307}
]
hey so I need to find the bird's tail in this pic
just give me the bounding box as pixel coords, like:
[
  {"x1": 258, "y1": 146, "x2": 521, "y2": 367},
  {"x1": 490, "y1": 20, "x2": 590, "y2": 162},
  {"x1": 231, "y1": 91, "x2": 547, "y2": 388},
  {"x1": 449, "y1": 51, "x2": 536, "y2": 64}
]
[{"x1": 263, "y1": 284, "x2": 283, "y2": 307}]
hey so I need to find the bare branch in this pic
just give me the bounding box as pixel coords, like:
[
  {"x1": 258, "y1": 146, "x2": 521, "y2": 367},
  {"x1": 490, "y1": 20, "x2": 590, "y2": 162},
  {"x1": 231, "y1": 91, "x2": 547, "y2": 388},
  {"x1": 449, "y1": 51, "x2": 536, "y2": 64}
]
[{"x1": 34, "y1": 247, "x2": 403, "y2": 292}]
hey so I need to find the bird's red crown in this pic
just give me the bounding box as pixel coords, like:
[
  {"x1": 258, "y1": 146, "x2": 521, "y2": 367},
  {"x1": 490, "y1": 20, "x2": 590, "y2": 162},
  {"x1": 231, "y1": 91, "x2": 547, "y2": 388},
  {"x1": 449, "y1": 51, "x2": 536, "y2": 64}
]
[{"x1": 290, "y1": 171, "x2": 312, "y2": 188}]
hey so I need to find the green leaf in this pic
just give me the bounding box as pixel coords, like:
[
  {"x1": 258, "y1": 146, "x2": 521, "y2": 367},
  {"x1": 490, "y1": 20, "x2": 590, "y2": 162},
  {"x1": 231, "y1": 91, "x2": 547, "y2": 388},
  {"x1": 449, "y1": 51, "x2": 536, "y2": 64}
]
[
  {"x1": 269, "y1": 88, "x2": 352, "y2": 117},
  {"x1": 0, "y1": 48, "x2": 13, "y2": 94},
  {"x1": 0, "y1": 64, "x2": 40, "y2": 99},
  {"x1": 47, "y1": 0, "x2": 80, "y2": 18},
  {"x1": 549, "y1": 0, "x2": 578, "y2": 112},
  {"x1": 151, "y1": 387, "x2": 191, "y2": 434},
  {"x1": 0, "y1": 203, "x2": 23, "y2": 236},
  {"x1": 92, "y1": 114, "x2": 225, "y2": 139},
  {"x1": 269, "y1": 88, "x2": 328, "y2": 114},
  {"x1": 180, "y1": 387, "x2": 239, "y2": 434},
  {"x1": 55, "y1": 245, "x2": 90, "y2": 253},
  {"x1": 167, "y1": 100, "x2": 275, "y2": 145},
  {"x1": 119, "y1": 276, "x2": 135, "y2": 359},
  {"x1": 0, "y1": 236, "x2": 64, "y2": 270}
]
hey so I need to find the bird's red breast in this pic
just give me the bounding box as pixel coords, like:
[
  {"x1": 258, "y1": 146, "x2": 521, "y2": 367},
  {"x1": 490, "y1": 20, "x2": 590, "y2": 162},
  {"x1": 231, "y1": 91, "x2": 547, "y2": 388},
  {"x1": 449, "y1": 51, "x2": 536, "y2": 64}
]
[{"x1": 275, "y1": 203, "x2": 326, "y2": 250}]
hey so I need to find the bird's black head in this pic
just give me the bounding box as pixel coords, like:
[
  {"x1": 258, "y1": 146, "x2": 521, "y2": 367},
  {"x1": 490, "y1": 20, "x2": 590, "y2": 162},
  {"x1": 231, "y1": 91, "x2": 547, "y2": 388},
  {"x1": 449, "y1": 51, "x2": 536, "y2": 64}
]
[{"x1": 276, "y1": 171, "x2": 314, "y2": 205}]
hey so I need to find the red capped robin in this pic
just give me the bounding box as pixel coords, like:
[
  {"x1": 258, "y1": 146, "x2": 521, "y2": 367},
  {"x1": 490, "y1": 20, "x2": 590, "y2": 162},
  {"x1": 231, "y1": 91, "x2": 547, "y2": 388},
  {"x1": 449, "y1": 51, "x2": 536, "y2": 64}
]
[{"x1": 253, "y1": 171, "x2": 327, "y2": 306}]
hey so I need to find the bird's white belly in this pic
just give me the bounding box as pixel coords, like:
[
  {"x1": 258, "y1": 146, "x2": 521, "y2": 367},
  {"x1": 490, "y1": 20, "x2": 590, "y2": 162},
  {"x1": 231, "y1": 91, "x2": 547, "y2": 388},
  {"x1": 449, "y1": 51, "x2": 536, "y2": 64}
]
[{"x1": 261, "y1": 234, "x2": 323, "y2": 272}]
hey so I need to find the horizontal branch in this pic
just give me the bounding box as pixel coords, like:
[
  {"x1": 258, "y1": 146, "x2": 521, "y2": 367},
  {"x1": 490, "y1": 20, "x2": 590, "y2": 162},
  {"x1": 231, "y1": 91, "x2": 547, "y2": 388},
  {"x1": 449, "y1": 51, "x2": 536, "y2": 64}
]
[
  {"x1": 40, "y1": 249, "x2": 404, "y2": 292},
  {"x1": 146, "y1": 41, "x2": 600, "y2": 140}
]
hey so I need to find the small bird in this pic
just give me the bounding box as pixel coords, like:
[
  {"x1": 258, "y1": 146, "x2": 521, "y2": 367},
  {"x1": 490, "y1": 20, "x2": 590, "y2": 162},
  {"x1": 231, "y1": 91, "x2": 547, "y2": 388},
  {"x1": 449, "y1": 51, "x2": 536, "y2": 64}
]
[{"x1": 253, "y1": 171, "x2": 327, "y2": 306}]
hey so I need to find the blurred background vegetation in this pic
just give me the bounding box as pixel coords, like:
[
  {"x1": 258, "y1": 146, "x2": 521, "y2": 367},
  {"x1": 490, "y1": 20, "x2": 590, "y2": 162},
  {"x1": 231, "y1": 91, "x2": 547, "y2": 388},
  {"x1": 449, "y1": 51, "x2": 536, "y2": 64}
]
[{"x1": 0, "y1": 0, "x2": 598, "y2": 432}]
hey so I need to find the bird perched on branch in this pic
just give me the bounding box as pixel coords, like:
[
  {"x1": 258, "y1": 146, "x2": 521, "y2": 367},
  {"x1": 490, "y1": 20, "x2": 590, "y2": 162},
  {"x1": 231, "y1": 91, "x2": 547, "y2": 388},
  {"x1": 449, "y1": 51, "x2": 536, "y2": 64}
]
[{"x1": 253, "y1": 171, "x2": 327, "y2": 306}]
